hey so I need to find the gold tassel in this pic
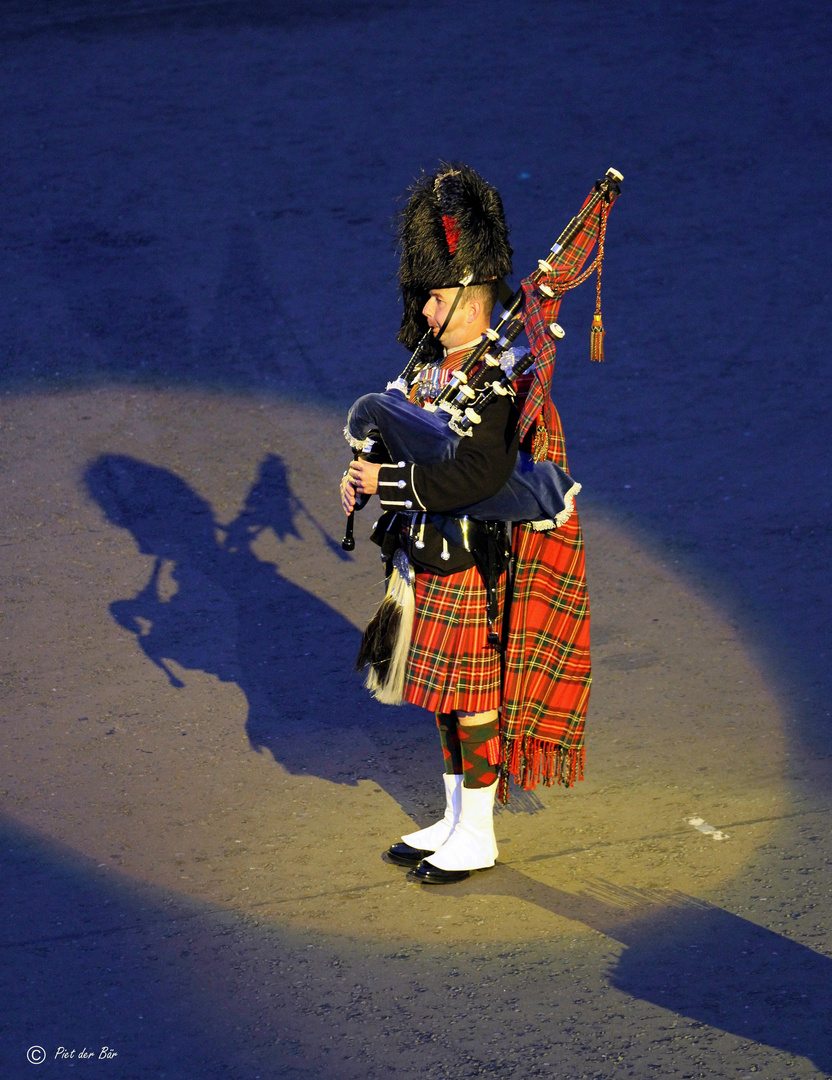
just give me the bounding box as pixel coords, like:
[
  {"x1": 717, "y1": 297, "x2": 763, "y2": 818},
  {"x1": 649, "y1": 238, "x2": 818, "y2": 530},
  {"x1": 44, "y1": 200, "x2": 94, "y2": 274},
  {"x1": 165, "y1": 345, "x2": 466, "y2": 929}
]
[
  {"x1": 589, "y1": 201, "x2": 608, "y2": 362},
  {"x1": 590, "y1": 312, "x2": 605, "y2": 362},
  {"x1": 531, "y1": 421, "x2": 549, "y2": 463}
]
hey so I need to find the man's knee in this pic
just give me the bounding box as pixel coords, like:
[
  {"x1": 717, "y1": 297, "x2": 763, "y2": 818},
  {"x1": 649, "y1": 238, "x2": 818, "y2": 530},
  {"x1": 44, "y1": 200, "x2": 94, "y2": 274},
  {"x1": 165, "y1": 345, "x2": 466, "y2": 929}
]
[{"x1": 457, "y1": 709, "x2": 499, "y2": 727}]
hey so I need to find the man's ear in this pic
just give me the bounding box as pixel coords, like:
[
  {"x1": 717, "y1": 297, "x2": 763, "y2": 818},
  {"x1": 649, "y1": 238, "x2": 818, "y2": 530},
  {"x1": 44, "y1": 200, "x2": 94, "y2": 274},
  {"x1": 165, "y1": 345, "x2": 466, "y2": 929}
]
[{"x1": 466, "y1": 298, "x2": 482, "y2": 325}]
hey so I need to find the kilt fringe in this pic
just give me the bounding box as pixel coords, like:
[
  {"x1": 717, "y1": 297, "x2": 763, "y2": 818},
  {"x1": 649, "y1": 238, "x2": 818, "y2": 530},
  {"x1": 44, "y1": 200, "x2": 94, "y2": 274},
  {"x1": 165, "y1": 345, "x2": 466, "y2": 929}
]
[{"x1": 499, "y1": 736, "x2": 585, "y2": 804}]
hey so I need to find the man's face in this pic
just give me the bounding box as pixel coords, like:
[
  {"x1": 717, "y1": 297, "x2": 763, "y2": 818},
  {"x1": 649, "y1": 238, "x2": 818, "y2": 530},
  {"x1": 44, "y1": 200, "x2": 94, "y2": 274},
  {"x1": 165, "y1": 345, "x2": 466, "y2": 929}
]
[{"x1": 422, "y1": 287, "x2": 475, "y2": 349}]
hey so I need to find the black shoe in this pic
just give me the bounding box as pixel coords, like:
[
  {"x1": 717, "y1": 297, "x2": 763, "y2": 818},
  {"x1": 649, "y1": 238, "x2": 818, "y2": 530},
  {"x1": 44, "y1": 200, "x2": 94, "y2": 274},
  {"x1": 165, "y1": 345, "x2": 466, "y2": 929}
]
[
  {"x1": 412, "y1": 859, "x2": 492, "y2": 884},
  {"x1": 386, "y1": 842, "x2": 434, "y2": 867}
]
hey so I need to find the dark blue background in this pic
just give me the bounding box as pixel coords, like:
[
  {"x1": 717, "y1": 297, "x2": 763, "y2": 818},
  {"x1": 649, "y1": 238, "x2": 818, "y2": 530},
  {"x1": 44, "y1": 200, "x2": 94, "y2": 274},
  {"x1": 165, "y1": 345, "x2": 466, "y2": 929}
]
[{"x1": 2, "y1": 2, "x2": 830, "y2": 1077}]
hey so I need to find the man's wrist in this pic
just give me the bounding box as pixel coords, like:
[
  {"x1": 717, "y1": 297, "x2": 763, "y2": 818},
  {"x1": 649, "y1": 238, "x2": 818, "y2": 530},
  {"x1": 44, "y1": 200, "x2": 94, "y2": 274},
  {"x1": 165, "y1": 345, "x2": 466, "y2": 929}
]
[{"x1": 376, "y1": 461, "x2": 425, "y2": 512}]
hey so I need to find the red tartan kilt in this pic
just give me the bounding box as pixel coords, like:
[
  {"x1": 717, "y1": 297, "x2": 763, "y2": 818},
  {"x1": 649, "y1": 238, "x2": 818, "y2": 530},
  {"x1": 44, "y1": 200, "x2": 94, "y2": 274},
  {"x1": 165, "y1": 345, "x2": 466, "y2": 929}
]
[{"x1": 403, "y1": 565, "x2": 504, "y2": 714}]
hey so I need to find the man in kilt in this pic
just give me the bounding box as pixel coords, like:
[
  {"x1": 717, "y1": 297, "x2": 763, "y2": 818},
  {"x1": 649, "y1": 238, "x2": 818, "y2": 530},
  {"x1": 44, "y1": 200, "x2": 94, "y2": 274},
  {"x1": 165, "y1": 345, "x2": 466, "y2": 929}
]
[{"x1": 341, "y1": 163, "x2": 592, "y2": 884}]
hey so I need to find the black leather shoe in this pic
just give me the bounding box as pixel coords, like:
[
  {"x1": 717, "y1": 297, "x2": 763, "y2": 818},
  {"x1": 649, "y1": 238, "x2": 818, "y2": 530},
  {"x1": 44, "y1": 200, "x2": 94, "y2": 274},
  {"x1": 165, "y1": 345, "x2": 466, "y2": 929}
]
[
  {"x1": 387, "y1": 842, "x2": 434, "y2": 867},
  {"x1": 412, "y1": 859, "x2": 491, "y2": 884}
]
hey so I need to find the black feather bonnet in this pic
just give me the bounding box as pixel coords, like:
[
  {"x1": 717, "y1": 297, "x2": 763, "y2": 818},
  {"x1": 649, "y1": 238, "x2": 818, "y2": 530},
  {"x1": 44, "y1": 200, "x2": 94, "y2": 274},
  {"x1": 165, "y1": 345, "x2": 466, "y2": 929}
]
[{"x1": 397, "y1": 162, "x2": 512, "y2": 351}]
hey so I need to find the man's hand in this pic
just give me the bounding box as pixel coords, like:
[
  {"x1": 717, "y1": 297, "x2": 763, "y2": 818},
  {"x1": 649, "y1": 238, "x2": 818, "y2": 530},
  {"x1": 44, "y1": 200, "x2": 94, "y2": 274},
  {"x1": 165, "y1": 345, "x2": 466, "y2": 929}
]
[
  {"x1": 340, "y1": 460, "x2": 381, "y2": 515},
  {"x1": 349, "y1": 459, "x2": 381, "y2": 497},
  {"x1": 340, "y1": 472, "x2": 357, "y2": 515}
]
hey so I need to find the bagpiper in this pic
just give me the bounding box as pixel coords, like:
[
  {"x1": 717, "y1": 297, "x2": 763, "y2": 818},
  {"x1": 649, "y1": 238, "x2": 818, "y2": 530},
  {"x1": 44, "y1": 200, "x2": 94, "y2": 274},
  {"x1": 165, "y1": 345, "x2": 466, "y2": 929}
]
[{"x1": 342, "y1": 162, "x2": 620, "y2": 883}]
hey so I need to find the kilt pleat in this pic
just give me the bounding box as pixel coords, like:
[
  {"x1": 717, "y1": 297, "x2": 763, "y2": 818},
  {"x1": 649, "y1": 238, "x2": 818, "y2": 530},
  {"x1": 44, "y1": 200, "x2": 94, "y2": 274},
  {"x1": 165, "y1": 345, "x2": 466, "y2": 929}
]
[{"x1": 403, "y1": 566, "x2": 504, "y2": 714}]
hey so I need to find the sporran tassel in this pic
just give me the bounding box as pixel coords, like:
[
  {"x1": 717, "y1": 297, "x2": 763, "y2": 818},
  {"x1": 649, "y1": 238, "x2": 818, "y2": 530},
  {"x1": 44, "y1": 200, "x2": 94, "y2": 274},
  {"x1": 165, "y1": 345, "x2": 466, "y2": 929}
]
[{"x1": 355, "y1": 549, "x2": 415, "y2": 705}]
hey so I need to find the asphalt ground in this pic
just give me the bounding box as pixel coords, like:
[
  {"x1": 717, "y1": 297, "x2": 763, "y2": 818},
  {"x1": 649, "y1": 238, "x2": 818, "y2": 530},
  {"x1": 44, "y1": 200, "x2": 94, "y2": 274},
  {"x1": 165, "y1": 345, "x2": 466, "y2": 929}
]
[{"x1": 1, "y1": 2, "x2": 831, "y2": 1078}]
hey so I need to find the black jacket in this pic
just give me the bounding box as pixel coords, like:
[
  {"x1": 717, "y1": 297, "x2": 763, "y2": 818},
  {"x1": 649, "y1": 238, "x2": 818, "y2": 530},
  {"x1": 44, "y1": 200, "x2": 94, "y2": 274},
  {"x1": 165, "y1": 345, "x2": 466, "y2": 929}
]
[{"x1": 370, "y1": 393, "x2": 519, "y2": 574}]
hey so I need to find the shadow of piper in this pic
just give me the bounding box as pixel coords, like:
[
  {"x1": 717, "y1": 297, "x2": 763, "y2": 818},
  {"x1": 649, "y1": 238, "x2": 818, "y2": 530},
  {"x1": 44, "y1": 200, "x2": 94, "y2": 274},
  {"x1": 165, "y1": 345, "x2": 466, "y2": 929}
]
[
  {"x1": 83, "y1": 452, "x2": 425, "y2": 793},
  {"x1": 452, "y1": 866, "x2": 832, "y2": 1074}
]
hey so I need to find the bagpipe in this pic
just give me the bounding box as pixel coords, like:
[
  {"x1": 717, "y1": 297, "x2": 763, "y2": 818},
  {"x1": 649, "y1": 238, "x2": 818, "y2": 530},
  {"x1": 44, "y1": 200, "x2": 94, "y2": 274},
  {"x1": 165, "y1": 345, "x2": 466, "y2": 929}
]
[{"x1": 342, "y1": 167, "x2": 623, "y2": 552}]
